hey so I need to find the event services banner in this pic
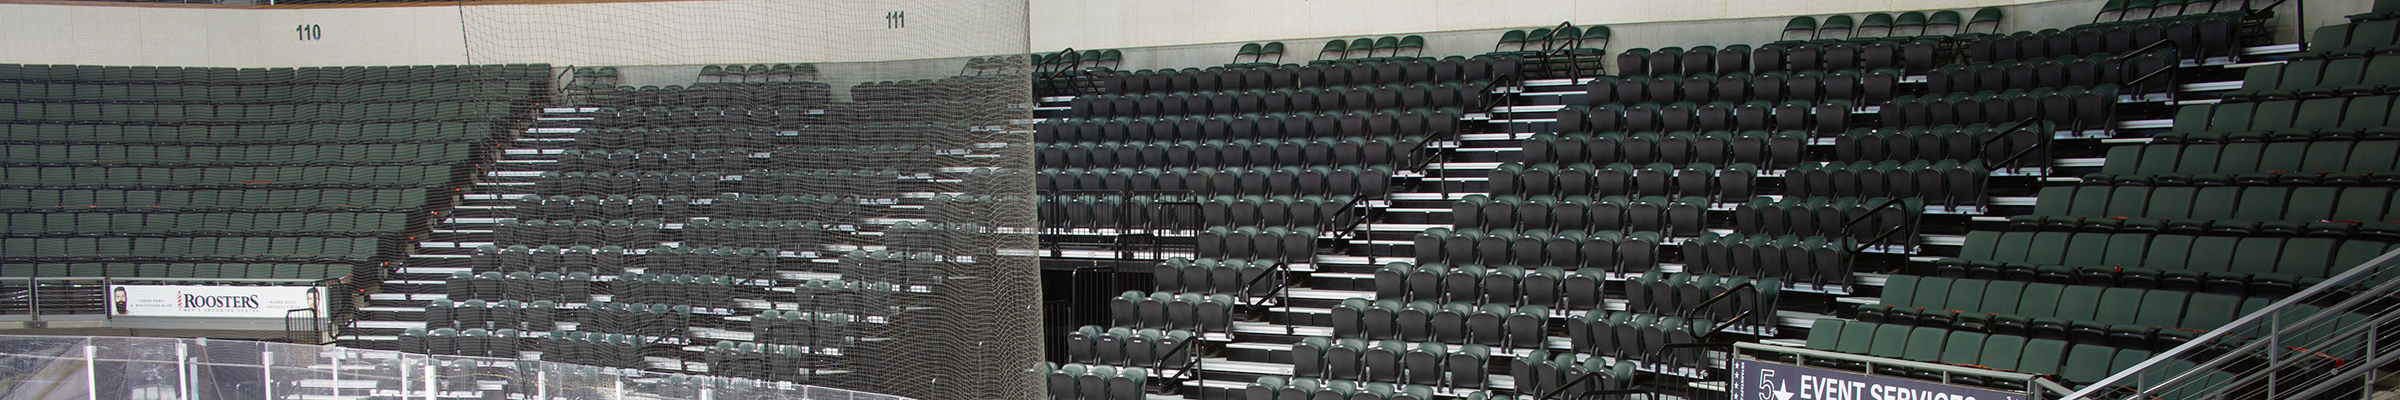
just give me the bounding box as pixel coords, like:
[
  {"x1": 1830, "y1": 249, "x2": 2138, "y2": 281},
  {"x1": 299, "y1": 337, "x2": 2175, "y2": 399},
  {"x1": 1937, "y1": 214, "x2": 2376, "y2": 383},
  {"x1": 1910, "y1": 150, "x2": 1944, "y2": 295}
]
[
  {"x1": 1730, "y1": 359, "x2": 2027, "y2": 400},
  {"x1": 110, "y1": 285, "x2": 324, "y2": 318}
]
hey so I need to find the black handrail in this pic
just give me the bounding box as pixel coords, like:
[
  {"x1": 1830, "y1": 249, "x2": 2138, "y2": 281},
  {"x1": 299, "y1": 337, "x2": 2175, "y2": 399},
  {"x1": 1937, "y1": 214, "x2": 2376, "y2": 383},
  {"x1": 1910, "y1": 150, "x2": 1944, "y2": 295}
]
[
  {"x1": 2123, "y1": 59, "x2": 2181, "y2": 103},
  {"x1": 1536, "y1": 21, "x2": 1575, "y2": 54},
  {"x1": 1848, "y1": 224, "x2": 1910, "y2": 256},
  {"x1": 1989, "y1": 142, "x2": 2047, "y2": 174},
  {"x1": 1837, "y1": 197, "x2": 1905, "y2": 232},
  {"x1": 2109, "y1": 40, "x2": 2178, "y2": 62},
  {"x1": 1537, "y1": 371, "x2": 1630, "y2": 400},
  {"x1": 1151, "y1": 334, "x2": 1204, "y2": 382},
  {"x1": 1678, "y1": 282, "x2": 1757, "y2": 323},
  {"x1": 1235, "y1": 260, "x2": 1296, "y2": 335},
  {"x1": 1040, "y1": 48, "x2": 1079, "y2": 81}
]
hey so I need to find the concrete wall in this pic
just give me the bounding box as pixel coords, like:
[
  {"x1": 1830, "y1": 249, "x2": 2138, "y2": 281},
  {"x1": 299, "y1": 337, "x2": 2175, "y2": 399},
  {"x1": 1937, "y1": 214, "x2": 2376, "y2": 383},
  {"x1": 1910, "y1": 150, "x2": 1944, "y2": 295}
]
[
  {"x1": 0, "y1": 0, "x2": 2365, "y2": 68},
  {"x1": 0, "y1": 0, "x2": 1028, "y2": 67}
]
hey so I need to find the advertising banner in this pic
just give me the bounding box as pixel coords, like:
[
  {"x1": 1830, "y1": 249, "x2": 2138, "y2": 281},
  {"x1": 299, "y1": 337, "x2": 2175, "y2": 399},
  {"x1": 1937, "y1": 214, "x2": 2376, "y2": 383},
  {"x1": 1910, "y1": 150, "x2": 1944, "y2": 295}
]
[
  {"x1": 109, "y1": 285, "x2": 325, "y2": 319},
  {"x1": 1730, "y1": 359, "x2": 2027, "y2": 400}
]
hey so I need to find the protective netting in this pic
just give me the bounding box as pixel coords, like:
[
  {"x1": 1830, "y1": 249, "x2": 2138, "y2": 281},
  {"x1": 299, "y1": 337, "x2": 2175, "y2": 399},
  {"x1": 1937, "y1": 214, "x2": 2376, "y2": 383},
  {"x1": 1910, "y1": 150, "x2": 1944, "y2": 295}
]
[{"x1": 431, "y1": 1, "x2": 1042, "y2": 399}]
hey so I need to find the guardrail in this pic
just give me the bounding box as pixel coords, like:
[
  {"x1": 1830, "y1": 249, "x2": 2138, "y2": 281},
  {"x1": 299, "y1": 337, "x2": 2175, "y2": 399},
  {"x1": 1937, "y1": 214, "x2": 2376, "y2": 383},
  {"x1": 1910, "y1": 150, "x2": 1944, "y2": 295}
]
[
  {"x1": 2064, "y1": 248, "x2": 2400, "y2": 399},
  {"x1": 1735, "y1": 342, "x2": 2078, "y2": 399},
  {"x1": 0, "y1": 334, "x2": 913, "y2": 400}
]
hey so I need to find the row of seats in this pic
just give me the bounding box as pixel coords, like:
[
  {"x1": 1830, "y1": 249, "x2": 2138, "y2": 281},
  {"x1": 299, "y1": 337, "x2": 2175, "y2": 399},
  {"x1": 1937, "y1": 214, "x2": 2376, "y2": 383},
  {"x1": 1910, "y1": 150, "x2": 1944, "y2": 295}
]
[
  {"x1": 1037, "y1": 110, "x2": 1465, "y2": 143},
  {"x1": 1243, "y1": 377, "x2": 1450, "y2": 400},
  {"x1": 0, "y1": 166, "x2": 455, "y2": 189},
  {"x1": 608, "y1": 273, "x2": 742, "y2": 310},
  {"x1": 0, "y1": 188, "x2": 430, "y2": 211},
  {"x1": 1522, "y1": 130, "x2": 1803, "y2": 168},
  {"x1": 0, "y1": 237, "x2": 382, "y2": 261},
  {"x1": 2165, "y1": 96, "x2": 2400, "y2": 138},
  {"x1": 1099, "y1": 56, "x2": 1516, "y2": 95},
  {"x1": 2294, "y1": 19, "x2": 2399, "y2": 60},
  {"x1": 748, "y1": 310, "x2": 864, "y2": 350},
  {"x1": 1926, "y1": 53, "x2": 2154, "y2": 95},
  {"x1": 1449, "y1": 192, "x2": 1709, "y2": 233},
  {"x1": 0, "y1": 64, "x2": 548, "y2": 84},
  {"x1": 1555, "y1": 100, "x2": 1852, "y2": 136},
  {"x1": 1560, "y1": 312, "x2": 1722, "y2": 369},
  {"x1": 575, "y1": 302, "x2": 713, "y2": 334},
  {"x1": 634, "y1": 246, "x2": 784, "y2": 278},
  {"x1": 1784, "y1": 160, "x2": 1991, "y2": 207},
  {"x1": 1940, "y1": 228, "x2": 2399, "y2": 291},
  {"x1": 1193, "y1": 226, "x2": 1323, "y2": 263},
  {"x1": 1877, "y1": 85, "x2": 2121, "y2": 130},
  {"x1": 1621, "y1": 272, "x2": 1781, "y2": 324},
  {"x1": 678, "y1": 219, "x2": 831, "y2": 249},
  {"x1": 1781, "y1": 9, "x2": 2000, "y2": 42},
  {"x1": 0, "y1": 122, "x2": 501, "y2": 144},
  {"x1": 499, "y1": 194, "x2": 848, "y2": 222},
  {"x1": 463, "y1": 245, "x2": 629, "y2": 275},
  {"x1": 586, "y1": 82, "x2": 834, "y2": 109},
  {"x1": 1228, "y1": 42, "x2": 1290, "y2": 66},
  {"x1": 2028, "y1": 185, "x2": 2400, "y2": 227},
  {"x1": 1035, "y1": 166, "x2": 1396, "y2": 197},
  {"x1": 437, "y1": 271, "x2": 596, "y2": 303},
  {"x1": 1511, "y1": 352, "x2": 1638, "y2": 398},
  {"x1": 1620, "y1": 40, "x2": 1943, "y2": 77},
  {"x1": 1152, "y1": 257, "x2": 1283, "y2": 296},
  {"x1": 492, "y1": 219, "x2": 667, "y2": 246},
  {"x1": 1290, "y1": 337, "x2": 1484, "y2": 387},
  {"x1": 1371, "y1": 263, "x2": 1607, "y2": 310},
  {"x1": 1485, "y1": 162, "x2": 1761, "y2": 201},
  {"x1": 1044, "y1": 194, "x2": 1360, "y2": 231},
  {"x1": 0, "y1": 262, "x2": 353, "y2": 279},
  {"x1": 1064, "y1": 83, "x2": 1488, "y2": 118},
  {"x1": 850, "y1": 75, "x2": 1021, "y2": 103},
  {"x1": 1678, "y1": 232, "x2": 1857, "y2": 288},
  {"x1": 5, "y1": 212, "x2": 412, "y2": 237},
  {"x1": 421, "y1": 299, "x2": 561, "y2": 332},
  {"x1": 577, "y1": 106, "x2": 840, "y2": 126},
  {"x1": 1802, "y1": 319, "x2": 2159, "y2": 391},
  {"x1": 0, "y1": 81, "x2": 537, "y2": 104},
  {"x1": 0, "y1": 143, "x2": 476, "y2": 166},
  {"x1": 2224, "y1": 55, "x2": 2400, "y2": 100},
  {"x1": 561, "y1": 127, "x2": 898, "y2": 150},
  {"x1": 548, "y1": 149, "x2": 922, "y2": 172},
  {"x1": 0, "y1": 102, "x2": 516, "y2": 123},
  {"x1": 1729, "y1": 197, "x2": 1923, "y2": 242},
  {"x1": 2095, "y1": 0, "x2": 2254, "y2": 23},
  {"x1": 1829, "y1": 122, "x2": 2060, "y2": 163},
  {"x1": 1581, "y1": 70, "x2": 1903, "y2": 106},
  {"x1": 1107, "y1": 291, "x2": 1237, "y2": 333},
  {"x1": 1327, "y1": 299, "x2": 1548, "y2": 349},
  {"x1": 395, "y1": 327, "x2": 528, "y2": 359},
  {"x1": 1045, "y1": 364, "x2": 1153, "y2": 400},
  {"x1": 1968, "y1": 12, "x2": 2243, "y2": 62},
  {"x1": 1061, "y1": 326, "x2": 1198, "y2": 368},
  {"x1": 530, "y1": 171, "x2": 731, "y2": 196},
  {"x1": 1411, "y1": 228, "x2": 1667, "y2": 273},
  {"x1": 1034, "y1": 136, "x2": 1429, "y2": 169},
  {"x1": 1866, "y1": 276, "x2": 2252, "y2": 345}
]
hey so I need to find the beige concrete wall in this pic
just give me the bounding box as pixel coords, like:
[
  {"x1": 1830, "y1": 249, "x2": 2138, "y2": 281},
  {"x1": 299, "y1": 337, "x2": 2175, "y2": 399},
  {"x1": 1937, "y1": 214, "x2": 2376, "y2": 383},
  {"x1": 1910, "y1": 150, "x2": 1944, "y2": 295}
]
[
  {"x1": 0, "y1": 0, "x2": 2361, "y2": 68},
  {"x1": 0, "y1": 0, "x2": 1028, "y2": 67}
]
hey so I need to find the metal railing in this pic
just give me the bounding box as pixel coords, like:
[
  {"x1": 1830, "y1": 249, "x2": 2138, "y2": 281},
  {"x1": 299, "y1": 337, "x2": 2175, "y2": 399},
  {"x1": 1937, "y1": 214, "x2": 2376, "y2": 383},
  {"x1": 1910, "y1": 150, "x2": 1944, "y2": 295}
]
[
  {"x1": 0, "y1": 334, "x2": 913, "y2": 400},
  {"x1": 1235, "y1": 261, "x2": 1296, "y2": 335},
  {"x1": 2064, "y1": 248, "x2": 2400, "y2": 399}
]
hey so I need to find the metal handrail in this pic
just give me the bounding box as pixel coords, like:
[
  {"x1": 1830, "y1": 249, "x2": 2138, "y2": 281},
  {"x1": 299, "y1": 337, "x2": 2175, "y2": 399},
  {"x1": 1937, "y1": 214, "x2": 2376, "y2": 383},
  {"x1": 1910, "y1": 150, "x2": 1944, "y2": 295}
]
[
  {"x1": 2066, "y1": 249, "x2": 2400, "y2": 399},
  {"x1": 1039, "y1": 48, "x2": 1079, "y2": 82},
  {"x1": 1151, "y1": 333, "x2": 1205, "y2": 383},
  {"x1": 1234, "y1": 261, "x2": 1296, "y2": 335},
  {"x1": 1677, "y1": 282, "x2": 1756, "y2": 323},
  {"x1": 2121, "y1": 57, "x2": 2180, "y2": 102}
]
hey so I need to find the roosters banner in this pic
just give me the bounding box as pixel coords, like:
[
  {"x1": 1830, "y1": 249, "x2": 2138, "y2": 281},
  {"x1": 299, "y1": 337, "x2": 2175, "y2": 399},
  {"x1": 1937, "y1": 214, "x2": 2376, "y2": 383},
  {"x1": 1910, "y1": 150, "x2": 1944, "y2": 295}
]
[{"x1": 110, "y1": 285, "x2": 324, "y2": 318}]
